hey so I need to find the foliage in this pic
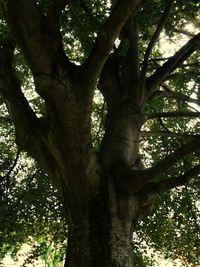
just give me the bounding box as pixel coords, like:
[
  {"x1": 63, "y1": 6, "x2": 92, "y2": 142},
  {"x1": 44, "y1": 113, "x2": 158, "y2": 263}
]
[{"x1": 0, "y1": 111, "x2": 67, "y2": 264}]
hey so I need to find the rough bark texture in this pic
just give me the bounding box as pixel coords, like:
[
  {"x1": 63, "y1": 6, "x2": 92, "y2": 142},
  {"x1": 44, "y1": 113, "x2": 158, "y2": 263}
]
[
  {"x1": 1, "y1": 1, "x2": 200, "y2": 266},
  {"x1": 64, "y1": 177, "x2": 154, "y2": 267}
]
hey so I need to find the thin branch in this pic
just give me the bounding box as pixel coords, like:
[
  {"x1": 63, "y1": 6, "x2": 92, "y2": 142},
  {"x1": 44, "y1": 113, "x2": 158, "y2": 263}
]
[
  {"x1": 4, "y1": 150, "x2": 21, "y2": 179},
  {"x1": 82, "y1": 0, "x2": 141, "y2": 87},
  {"x1": 157, "y1": 116, "x2": 170, "y2": 132},
  {"x1": 147, "y1": 32, "x2": 200, "y2": 93},
  {"x1": 147, "y1": 85, "x2": 200, "y2": 110},
  {"x1": 149, "y1": 57, "x2": 171, "y2": 62},
  {"x1": 141, "y1": 0, "x2": 173, "y2": 78},
  {"x1": 140, "y1": 131, "x2": 199, "y2": 139},
  {"x1": 149, "y1": 105, "x2": 171, "y2": 132},
  {"x1": 147, "y1": 111, "x2": 200, "y2": 120},
  {"x1": 154, "y1": 164, "x2": 200, "y2": 193},
  {"x1": 174, "y1": 28, "x2": 195, "y2": 37},
  {"x1": 159, "y1": 85, "x2": 200, "y2": 105}
]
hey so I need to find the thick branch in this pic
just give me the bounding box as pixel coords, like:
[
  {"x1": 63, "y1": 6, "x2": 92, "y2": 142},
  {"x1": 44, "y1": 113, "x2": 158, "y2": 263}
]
[
  {"x1": 154, "y1": 164, "x2": 200, "y2": 193},
  {"x1": 145, "y1": 139, "x2": 200, "y2": 179},
  {"x1": 109, "y1": 136, "x2": 200, "y2": 195},
  {"x1": 147, "y1": 111, "x2": 200, "y2": 120},
  {"x1": 82, "y1": 0, "x2": 141, "y2": 86},
  {"x1": 5, "y1": 0, "x2": 71, "y2": 77},
  {"x1": 98, "y1": 54, "x2": 121, "y2": 102},
  {"x1": 147, "y1": 32, "x2": 200, "y2": 92},
  {"x1": 118, "y1": 20, "x2": 141, "y2": 91},
  {"x1": 110, "y1": 163, "x2": 150, "y2": 195},
  {"x1": 111, "y1": 20, "x2": 142, "y2": 105},
  {"x1": 0, "y1": 39, "x2": 39, "y2": 146},
  {"x1": 134, "y1": 26, "x2": 141, "y2": 81},
  {"x1": 0, "y1": 39, "x2": 62, "y2": 187},
  {"x1": 141, "y1": 0, "x2": 173, "y2": 78},
  {"x1": 5, "y1": 0, "x2": 50, "y2": 73},
  {"x1": 126, "y1": 20, "x2": 140, "y2": 80},
  {"x1": 46, "y1": 0, "x2": 69, "y2": 47}
]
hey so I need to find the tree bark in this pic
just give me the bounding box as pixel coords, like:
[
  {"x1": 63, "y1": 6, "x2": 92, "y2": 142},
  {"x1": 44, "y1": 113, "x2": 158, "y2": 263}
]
[
  {"x1": 64, "y1": 176, "x2": 148, "y2": 267},
  {"x1": 62, "y1": 93, "x2": 151, "y2": 266},
  {"x1": 1, "y1": 2, "x2": 200, "y2": 267}
]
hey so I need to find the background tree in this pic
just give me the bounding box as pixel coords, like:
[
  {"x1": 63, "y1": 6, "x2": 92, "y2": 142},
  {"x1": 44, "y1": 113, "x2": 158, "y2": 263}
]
[{"x1": 0, "y1": 0, "x2": 200, "y2": 266}]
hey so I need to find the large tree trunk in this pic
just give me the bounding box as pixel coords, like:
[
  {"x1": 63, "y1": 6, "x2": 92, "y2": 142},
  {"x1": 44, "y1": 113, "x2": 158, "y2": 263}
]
[
  {"x1": 64, "y1": 177, "x2": 143, "y2": 267},
  {"x1": 63, "y1": 105, "x2": 153, "y2": 267},
  {"x1": 1, "y1": 1, "x2": 200, "y2": 267},
  {"x1": 57, "y1": 52, "x2": 152, "y2": 266}
]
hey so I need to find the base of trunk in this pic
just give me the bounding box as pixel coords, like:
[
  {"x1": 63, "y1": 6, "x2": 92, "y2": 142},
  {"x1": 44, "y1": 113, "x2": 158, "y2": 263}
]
[
  {"x1": 64, "y1": 181, "x2": 137, "y2": 267},
  {"x1": 64, "y1": 219, "x2": 134, "y2": 267}
]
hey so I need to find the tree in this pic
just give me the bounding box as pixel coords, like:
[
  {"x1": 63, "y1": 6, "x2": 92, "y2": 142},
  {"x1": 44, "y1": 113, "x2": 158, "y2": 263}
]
[{"x1": 0, "y1": 0, "x2": 200, "y2": 266}]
